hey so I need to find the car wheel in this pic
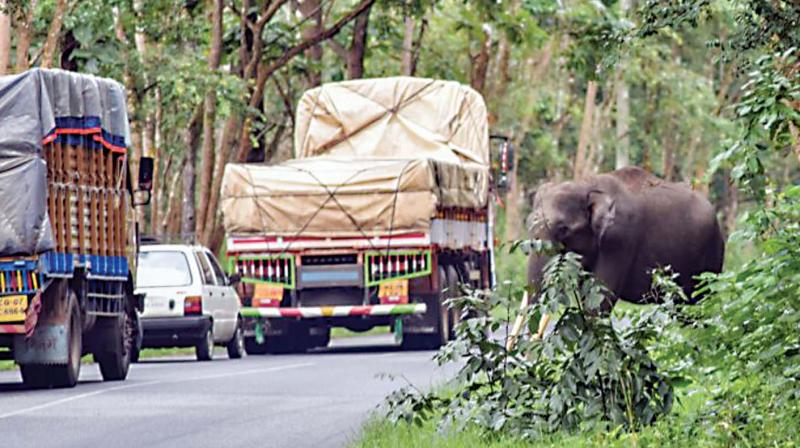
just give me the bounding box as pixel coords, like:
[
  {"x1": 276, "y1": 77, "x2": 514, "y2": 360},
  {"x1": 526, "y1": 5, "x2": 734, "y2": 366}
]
[
  {"x1": 226, "y1": 320, "x2": 245, "y2": 359},
  {"x1": 196, "y1": 327, "x2": 214, "y2": 361}
]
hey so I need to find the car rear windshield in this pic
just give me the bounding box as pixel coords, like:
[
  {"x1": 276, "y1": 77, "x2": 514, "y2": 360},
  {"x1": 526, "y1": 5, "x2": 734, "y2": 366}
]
[{"x1": 136, "y1": 251, "x2": 193, "y2": 288}]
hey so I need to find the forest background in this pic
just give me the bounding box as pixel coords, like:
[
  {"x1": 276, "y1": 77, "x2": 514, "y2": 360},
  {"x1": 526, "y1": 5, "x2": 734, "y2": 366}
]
[{"x1": 3, "y1": 0, "x2": 786, "y2": 251}]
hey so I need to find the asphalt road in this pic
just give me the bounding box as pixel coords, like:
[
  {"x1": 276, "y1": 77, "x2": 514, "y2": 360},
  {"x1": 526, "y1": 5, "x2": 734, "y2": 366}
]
[{"x1": 0, "y1": 335, "x2": 456, "y2": 448}]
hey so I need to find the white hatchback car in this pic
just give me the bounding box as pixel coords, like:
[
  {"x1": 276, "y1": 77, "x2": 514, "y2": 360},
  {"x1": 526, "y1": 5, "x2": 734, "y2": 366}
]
[{"x1": 135, "y1": 244, "x2": 245, "y2": 361}]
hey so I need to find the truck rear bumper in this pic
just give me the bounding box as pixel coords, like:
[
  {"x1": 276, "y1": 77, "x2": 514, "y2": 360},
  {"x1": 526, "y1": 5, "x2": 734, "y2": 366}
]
[{"x1": 240, "y1": 303, "x2": 426, "y2": 319}]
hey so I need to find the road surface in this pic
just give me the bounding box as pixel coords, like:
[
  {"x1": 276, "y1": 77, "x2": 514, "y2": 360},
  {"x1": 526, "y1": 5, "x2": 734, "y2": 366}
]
[{"x1": 0, "y1": 335, "x2": 455, "y2": 448}]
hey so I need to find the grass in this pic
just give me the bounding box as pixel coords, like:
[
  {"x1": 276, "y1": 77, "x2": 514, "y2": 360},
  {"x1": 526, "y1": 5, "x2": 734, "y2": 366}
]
[
  {"x1": 0, "y1": 347, "x2": 196, "y2": 372},
  {"x1": 349, "y1": 384, "x2": 720, "y2": 448}
]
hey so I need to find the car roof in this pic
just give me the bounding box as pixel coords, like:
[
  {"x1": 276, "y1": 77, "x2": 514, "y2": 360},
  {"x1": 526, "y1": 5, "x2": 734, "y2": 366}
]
[{"x1": 140, "y1": 243, "x2": 210, "y2": 253}]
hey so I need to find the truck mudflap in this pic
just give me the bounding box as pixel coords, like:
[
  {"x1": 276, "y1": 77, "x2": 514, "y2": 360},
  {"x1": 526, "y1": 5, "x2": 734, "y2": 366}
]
[
  {"x1": 13, "y1": 323, "x2": 69, "y2": 364},
  {"x1": 240, "y1": 303, "x2": 426, "y2": 319}
]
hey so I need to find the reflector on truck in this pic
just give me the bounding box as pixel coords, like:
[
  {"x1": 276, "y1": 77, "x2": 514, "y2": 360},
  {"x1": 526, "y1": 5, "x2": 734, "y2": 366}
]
[
  {"x1": 230, "y1": 254, "x2": 295, "y2": 289},
  {"x1": 364, "y1": 250, "x2": 432, "y2": 287}
]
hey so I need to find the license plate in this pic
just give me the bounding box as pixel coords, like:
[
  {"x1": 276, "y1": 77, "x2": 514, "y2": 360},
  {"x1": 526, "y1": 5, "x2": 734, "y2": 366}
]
[
  {"x1": 253, "y1": 283, "x2": 283, "y2": 306},
  {"x1": 379, "y1": 280, "x2": 408, "y2": 304},
  {"x1": 0, "y1": 295, "x2": 27, "y2": 322}
]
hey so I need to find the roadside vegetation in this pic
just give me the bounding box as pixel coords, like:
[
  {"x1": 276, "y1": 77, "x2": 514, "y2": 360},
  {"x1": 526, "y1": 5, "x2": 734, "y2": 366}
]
[{"x1": 352, "y1": 0, "x2": 800, "y2": 446}]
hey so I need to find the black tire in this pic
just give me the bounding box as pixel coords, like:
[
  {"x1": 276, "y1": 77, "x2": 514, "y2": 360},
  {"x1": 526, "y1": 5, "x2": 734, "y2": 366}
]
[
  {"x1": 402, "y1": 266, "x2": 450, "y2": 350},
  {"x1": 445, "y1": 265, "x2": 462, "y2": 340},
  {"x1": 130, "y1": 312, "x2": 142, "y2": 363},
  {"x1": 196, "y1": 326, "x2": 214, "y2": 361},
  {"x1": 226, "y1": 320, "x2": 245, "y2": 359},
  {"x1": 244, "y1": 337, "x2": 269, "y2": 355},
  {"x1": 21, "y1": 289, "x2": 82, "y2": 389},
  {"x1": 95, "y1": 309, "x2": 134, "y2": 382}
]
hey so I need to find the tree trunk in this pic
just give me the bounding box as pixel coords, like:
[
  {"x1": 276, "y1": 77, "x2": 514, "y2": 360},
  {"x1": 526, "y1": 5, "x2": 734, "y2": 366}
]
[
  {"x1": 661, "y1": 117, "x2": 677, "y2": 181},
  {"x1": 470, "y1": 26, "x2": 491, "y2": 95},
  {"x1": 14, "y1": 0, "x2": 36, "y2": 71},
  {"x1": 196, "y1": 0, "x2": 224, "y2": 241},
  {"x1": 298, "y1": 0, "x2": 323, "y2": 87},
  {"x1": 400, "y1": 11, "x2": 415, "y2": 76},
  {"x1": 574, "y1": 81, "x2": 598, "y2": 179},
  {"x1": 789, "y1": 121, "x2": 800, "y2": 166},
  {"x1": 164, "y1": 171, "x2": 183, "y2": 237},
  {"x1": 150, "y1": 89, "x2": 163, "y2": 235},
  {"x1": 493, "y1": 36, "x2": 511, "y2": 111},
  {"x1": 0, "y1": 0, "x2": 10, "y2": 75},
  {"x1": 181, "y1": 106, "x2": 202, "y2": 238},
  {"x1": 346, "y1": 6, "x2": 371, "y2": 79},
  {"x1": 41, "y1": 0, "x2": 68, "y2": 69},
  {"x1": 614, "y1": 0, "x2": 631, "y2": 169}
]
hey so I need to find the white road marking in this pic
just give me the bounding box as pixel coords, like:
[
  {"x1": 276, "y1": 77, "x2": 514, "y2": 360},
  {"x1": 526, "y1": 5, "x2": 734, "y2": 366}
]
[{"x1": 0, "y1": 362, "x2": 313, "y2": 420}]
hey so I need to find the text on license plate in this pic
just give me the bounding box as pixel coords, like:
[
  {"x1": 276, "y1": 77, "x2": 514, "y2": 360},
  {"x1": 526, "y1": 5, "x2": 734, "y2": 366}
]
[
  {"x1": 379, "y1": 280, "x2": 408, "y2": 303},
  {"x1": 0, "y1": 295, "x2": 27, "y2": 322}
]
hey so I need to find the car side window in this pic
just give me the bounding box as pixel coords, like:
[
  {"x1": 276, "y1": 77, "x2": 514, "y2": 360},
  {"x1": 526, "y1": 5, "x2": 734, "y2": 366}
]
[
  {"x1": 205, "y1": 251, "x2": 228, "y2": 286},
  {"x1": 194, "y1": 251, "x2": 216, "y2": 285}
]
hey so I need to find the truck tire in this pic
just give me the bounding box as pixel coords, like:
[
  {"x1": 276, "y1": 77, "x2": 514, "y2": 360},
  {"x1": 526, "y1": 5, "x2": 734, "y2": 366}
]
[
  {"x1": 309, "y1": 327, "x2": 330, "y2": 349},
  {"x1": 196, "y1": 326, "x2": 214, "y2": 361},
  {"x1": 130, "y1": 312, "x2": 143, "y2": 363},
  {"x1": 402, "y1": 266, "x2": 450, "y2": 350},
  {"x1": 226, "y1": 320, "x2": 246, "y2": 359},
  {"x1": 21, "y1": 291, "x2": 82, "y2": 389},
  {"x1": 94, "y1": 309, "x2": 134, "y2": 381},
  {"x1": 244, "y1": 337, "x2": 269, "y2": 355},
  {"x1": 445, "y1": 265, "x2": 462, "y2": 340}
]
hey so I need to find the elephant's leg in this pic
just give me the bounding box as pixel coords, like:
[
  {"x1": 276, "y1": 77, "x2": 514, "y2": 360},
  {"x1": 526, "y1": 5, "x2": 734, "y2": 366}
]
[{"x1": 590, "y1": 250, "x2": 632, "y2": 310}]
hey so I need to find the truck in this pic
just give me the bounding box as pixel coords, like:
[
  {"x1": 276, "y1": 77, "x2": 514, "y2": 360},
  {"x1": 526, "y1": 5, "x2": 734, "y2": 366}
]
[
  {"x1": 220, "y1": 77, "x2": 512, "y2": 353},
  {"x1": 0, "y1": 69, "x2": 153, "y2": 387}
]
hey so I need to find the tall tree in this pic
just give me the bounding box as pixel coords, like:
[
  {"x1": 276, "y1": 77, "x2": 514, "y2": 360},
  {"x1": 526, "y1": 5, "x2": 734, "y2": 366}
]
[
  {"x1": 196, "y1": 0, "x2": 223, "y2": 242},
  {"x1": 614, "y1": 0, "x2": 632, "y2": 169},
  {"x1": 0, "y1": 0, "x2": 10, "y2": 74},
  {"x1": 14, "y1": 0, "x2": 35, "y2": 71},
  {"x1": 328, "y1": 5, "x2": 373, "y2": 79}
]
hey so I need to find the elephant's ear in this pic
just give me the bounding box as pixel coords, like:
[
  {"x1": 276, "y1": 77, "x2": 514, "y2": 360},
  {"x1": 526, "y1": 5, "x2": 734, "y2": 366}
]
[{"x1": 588, "y1": 190, "x2": 616, "y2": 247}]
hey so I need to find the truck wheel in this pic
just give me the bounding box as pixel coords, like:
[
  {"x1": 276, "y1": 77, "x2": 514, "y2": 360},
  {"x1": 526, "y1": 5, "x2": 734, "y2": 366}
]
[
  {"x1": 244, "y1": 337, "x2": 269, "y2": 355},
  {"x1": 226, "y1": 320, "x2": 246, "y2": 359},
  {"x1": 130, "y1": 312, "x2": 142, "y2": 363},
  {"x1": 196, "y1": 327, "x2": 214, "y2": 361},
  {"x1": 21, "y1": 292, "x2": 82, "y2": 388},
  {"x1": 95, "y1": 310, "x2": 134, "y2": 381},
  {"x1": 310, "y1": 327, "x2": 330, "y2": 349},
  {"x1": 446, "y1": 265, "x2": 462, "y2": 340}
]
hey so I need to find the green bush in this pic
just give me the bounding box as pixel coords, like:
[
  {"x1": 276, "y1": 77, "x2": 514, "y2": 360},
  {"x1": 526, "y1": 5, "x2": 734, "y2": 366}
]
[{"x1": 385, "y1": 247, "x2": 680, "y2": 439}]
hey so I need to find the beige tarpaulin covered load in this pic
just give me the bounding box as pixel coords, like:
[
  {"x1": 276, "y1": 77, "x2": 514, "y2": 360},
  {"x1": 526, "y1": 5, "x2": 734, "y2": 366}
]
[{"x1": 221, "y1": 77, "x2": 490, "y2": 238}]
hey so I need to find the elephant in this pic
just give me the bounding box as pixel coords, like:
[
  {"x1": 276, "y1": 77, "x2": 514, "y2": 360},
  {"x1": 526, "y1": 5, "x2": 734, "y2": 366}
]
[{"x1": 526, "y1": 166, "x2": 725, "y2": 306}]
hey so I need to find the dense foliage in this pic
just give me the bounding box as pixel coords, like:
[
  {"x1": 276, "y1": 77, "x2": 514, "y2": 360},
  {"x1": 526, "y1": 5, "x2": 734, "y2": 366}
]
[{"x1": 385, "y1": 249, "x2": 680, "y2": 438}]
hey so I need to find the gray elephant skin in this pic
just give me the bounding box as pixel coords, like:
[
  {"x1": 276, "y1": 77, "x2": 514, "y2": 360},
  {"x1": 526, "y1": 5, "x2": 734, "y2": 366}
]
[{"x1": 527, "y1": 166, "x2": 725, "y2": 305}]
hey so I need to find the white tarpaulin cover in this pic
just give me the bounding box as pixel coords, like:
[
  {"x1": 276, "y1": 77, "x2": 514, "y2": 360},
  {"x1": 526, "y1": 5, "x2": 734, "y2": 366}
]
[
  {"x1": 294, "y1": 77, "x2": 489, "y2": 164},
  {"x1": 221, "y1": 77, "x2": 490, "y2": 238}
]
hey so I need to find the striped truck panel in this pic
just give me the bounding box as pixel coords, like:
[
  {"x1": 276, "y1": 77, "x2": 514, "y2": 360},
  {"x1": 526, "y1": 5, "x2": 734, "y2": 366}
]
[
  {"x1": 364, "y1": 250, "x2": 432, "y2": 286},
  {"x1": 240, "y1": 303, "x2": 426, "y2": 319},
  {"x1": 0, "y1": 259, "x2": 41, "y2": 296},
  {"x1": 230, "y1": 255, "x2": 295, "y2": 289}
]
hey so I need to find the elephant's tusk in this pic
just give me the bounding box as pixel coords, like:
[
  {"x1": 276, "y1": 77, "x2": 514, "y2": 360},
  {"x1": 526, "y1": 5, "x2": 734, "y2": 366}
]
[
  {"x1": 506, "y1": 290, "x2": 529, "y2": 351},
  {"x1": 535, "y1": 313, "x2": 551, "y2": 340}
]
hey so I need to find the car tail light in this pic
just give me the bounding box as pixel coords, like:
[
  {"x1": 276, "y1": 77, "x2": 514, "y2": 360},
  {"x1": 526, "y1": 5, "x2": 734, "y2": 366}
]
[{"x1": 184, "y1": 296, "x2": 202, "y2": 315}]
